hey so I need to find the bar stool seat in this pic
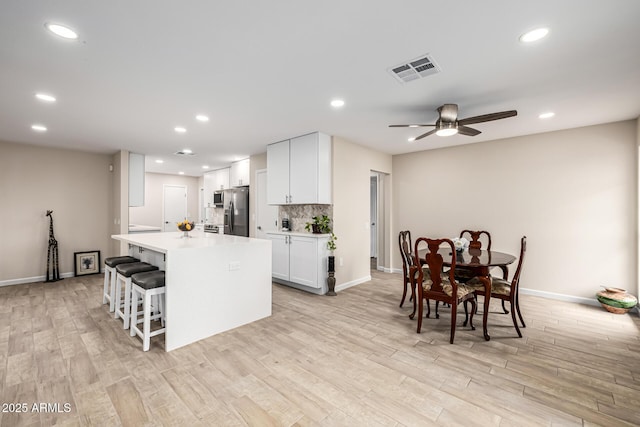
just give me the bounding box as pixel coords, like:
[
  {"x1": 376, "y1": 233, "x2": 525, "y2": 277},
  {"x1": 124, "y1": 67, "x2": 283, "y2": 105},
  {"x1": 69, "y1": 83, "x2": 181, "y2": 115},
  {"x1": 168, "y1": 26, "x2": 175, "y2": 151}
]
[
  {"x1": 103, "y1": 256, "x2": 139, "y2": 312},
  {"x1": 114, "y1": 262, "x2": 158, "y2": 329},
  {"x1": 130, "y1": 270, "x2": 166, "y2": 351}
]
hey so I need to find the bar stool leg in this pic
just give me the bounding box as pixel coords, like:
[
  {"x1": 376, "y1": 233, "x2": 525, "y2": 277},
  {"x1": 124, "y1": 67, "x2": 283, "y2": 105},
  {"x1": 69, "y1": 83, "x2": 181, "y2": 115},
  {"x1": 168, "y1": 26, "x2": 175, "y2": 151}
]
[{"x1": 102, "y1": 267, "x2": 110, "y2": 305}]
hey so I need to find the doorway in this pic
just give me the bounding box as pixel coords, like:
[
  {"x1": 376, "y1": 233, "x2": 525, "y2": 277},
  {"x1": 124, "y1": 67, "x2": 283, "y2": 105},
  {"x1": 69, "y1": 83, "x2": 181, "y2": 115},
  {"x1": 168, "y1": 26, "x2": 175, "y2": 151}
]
[
  {"x1": 370, "y1": 174, "x2": 378, "y2": 269},
  {"x1": 163, "y1": 184, "x2": 187, "y2": 231}
]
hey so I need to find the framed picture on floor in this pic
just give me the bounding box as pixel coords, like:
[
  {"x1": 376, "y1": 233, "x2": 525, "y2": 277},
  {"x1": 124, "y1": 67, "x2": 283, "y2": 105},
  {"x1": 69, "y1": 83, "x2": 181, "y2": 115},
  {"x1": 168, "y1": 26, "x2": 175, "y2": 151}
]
[{"x1": 74, "y1": 250, "x2": 101, "y2": 276}]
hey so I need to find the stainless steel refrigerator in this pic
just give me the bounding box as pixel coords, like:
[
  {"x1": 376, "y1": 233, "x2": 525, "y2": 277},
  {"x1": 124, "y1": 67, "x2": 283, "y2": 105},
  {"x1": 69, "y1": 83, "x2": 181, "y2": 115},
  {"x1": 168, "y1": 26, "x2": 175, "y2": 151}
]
[{"x1": 223, "y1": 186, "x2": 249, "y2": 237}]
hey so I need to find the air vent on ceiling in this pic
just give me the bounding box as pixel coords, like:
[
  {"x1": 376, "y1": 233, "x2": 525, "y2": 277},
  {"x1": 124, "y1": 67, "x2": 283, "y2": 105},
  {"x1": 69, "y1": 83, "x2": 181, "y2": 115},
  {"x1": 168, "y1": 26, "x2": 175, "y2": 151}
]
[
  {"x1": 174, "y1": 150, "x2": 196, "y2": 156},
  {"x1": 388, "y1": 53, "x2": 441, "y2": 84}
]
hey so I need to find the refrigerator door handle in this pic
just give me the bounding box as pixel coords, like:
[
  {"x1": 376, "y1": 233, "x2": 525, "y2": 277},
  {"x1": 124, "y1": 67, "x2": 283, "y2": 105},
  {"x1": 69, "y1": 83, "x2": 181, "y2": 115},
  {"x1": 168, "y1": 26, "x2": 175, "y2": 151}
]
[{"x1": 230, "y1": 201, "x2": 234, "y2": 233}]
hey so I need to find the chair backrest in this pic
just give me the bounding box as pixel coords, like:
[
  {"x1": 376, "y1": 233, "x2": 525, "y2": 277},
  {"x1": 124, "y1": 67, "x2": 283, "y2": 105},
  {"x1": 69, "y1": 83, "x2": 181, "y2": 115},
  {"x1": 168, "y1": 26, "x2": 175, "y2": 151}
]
[
  {"x1": 414, "y1": 237, "x2": 458, "y2": 297},
  {"x1": 510, "y1": 236, "x2": 527, "y2": 291},
  {"x1": 398, "y1": 231, "x2": 414, "y2": 276},
  {"x1": 460, "y1": 229, "x2": 492, "y2": 251}
]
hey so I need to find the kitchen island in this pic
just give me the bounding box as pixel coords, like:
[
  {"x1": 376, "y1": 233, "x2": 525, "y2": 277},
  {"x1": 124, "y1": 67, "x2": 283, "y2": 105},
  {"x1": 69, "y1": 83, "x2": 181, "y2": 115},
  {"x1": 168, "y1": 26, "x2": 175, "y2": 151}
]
[{"x1": 112, "y1": 231, "x2": 272, "y2": 351}]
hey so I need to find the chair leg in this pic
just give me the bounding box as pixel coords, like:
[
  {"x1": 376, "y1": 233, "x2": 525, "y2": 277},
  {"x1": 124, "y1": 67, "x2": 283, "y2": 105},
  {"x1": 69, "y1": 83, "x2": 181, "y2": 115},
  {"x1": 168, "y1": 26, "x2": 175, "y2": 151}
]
[
  {"x1": 510, "y1": 298, "x2": 522, "y2": 338},
  {"x1": 468, "y1": 298, "x2": 476, "y2": 331},
  {"x1": 426, "y1": 299, "x2": 431, "y2": 318},
  {"x1": 399, "y1": 277, "x2": 408, "y2": 308},
  {"x1": 515, "y1": 293, "x2": 526, "y2": 327},
  {"x1": 463, "y1": 300, "x2": 469, "y2": 326},
  {"x1": 501, "y1": 299, "x2": 509, "y2": 314},
  {"x1": 449, "y1": 303, "x2": 457, "y2": 344},
  {"x1": 416, "y1": 298, "x2": 424, "y2": 333}
]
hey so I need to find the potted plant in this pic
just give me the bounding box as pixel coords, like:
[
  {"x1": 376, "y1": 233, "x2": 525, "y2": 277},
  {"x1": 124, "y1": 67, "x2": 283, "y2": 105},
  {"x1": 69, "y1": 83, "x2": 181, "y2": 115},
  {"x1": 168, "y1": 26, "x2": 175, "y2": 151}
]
[
  {"x1": 305, "y1": 215, "x2": 338, "y2": 296},
  {"x1": 305, "y1": 215, "x2": 332, "y2": 234}
]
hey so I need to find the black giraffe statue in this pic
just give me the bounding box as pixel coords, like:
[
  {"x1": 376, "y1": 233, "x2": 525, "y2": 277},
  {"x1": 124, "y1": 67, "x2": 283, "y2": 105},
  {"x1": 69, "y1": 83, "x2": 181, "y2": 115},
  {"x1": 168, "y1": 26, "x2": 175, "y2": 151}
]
[{"x1": 45, "y1": 210, "x2": 62, "y2": 282}]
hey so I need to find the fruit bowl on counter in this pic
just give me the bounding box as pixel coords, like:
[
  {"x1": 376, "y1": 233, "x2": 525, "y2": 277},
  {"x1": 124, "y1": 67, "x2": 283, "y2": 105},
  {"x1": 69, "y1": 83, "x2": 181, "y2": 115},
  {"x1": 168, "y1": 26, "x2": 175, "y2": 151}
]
[{"x1": 177, "y1": 221, "x2": 195, "y2": 237}]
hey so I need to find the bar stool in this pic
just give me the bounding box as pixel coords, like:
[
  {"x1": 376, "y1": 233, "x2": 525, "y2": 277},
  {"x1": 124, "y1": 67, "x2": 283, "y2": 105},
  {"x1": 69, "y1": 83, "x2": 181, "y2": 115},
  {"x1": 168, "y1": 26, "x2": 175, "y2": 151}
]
[
  {"x1": 103, "y1": 256, "x2": 139, "y2": 312},
  {"x1": 114, "y1": 262, "x2": 158, "y2": 329},
  {"x1": 130, "y1": 270, "x2": 166, "y2": 351}
]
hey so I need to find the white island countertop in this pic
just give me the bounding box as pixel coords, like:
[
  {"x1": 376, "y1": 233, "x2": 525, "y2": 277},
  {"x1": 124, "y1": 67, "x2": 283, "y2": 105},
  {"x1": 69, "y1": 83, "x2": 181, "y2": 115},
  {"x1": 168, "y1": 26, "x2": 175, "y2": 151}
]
[
  {"x1": 111, "y1": 231, "x2": 272, "y2": 351},
  {"x1": 114, "y1": 230, "x2": 265, "y2": 252}
]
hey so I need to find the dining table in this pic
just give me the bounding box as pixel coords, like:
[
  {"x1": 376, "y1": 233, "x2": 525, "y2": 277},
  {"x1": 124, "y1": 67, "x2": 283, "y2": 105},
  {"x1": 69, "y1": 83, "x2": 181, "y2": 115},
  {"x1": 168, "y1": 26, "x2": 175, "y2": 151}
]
[{"x1": 417, "y1": 247, "x2": 516, "y2": 341}]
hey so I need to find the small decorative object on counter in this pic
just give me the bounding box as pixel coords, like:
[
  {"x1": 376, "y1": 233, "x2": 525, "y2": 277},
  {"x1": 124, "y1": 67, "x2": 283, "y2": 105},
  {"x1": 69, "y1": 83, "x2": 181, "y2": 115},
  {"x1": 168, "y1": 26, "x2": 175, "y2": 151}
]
[
  {"x1": 451, "y1": 237, "x2": 469, "y2": 252},
  {"x1": 177, "y1": 220, "x2": 195, "y2": 238},
  {"x1": 596, "y1": 287, "x2": 637, "y2": 314},
  {"x1": 305, "y1": 215, "x2": 332, "y2": 234}
]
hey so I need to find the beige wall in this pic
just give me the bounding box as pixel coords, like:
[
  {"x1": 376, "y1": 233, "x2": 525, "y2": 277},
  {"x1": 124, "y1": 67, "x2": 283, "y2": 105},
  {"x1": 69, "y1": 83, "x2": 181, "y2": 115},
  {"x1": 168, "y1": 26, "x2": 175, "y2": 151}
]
[
  {"x1": 129, "y1": 172, "x2": 199, "y2": 228},
  {"x1": 333, "y1": 137, "x2": 392, "y2": 288},
  {"x1": 0, "y1": 141, "x2": 114, "y2": 284},
  {"x1": 392, "y1": 120, "x2": 638, "y2": 300}
]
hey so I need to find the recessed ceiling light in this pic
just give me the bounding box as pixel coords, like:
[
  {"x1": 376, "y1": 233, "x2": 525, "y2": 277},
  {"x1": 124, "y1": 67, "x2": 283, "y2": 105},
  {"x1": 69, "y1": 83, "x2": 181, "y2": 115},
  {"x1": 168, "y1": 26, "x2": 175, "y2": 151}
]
[
  {"x1": 155, "y1": 159, "x2": 164, "y2": 164},
  {"x1": 174, "y1": 126, "x2": 187, "y2": 133},
  {"x1": 539, "y1": 112, "x2": 555, "y2": 119},
  {"x1": 182, "y1": 148, "x2": 193, "y2": 154},
  {"x1": 35, "y1": 93, "x2": 56, "y2": 102},
  {"x1": 519, "y1": 27, "x2": 549, "y2": 43},
  {"x1": 195, "y1": 115, "x2": 209, "y2": 122},
  {"x1": 45, "y1": 23, "x2": 78, "y2": 40},
  {"x1": 178, "y1": 171, "x2": 185, "y2": 175},
  {"x1": 31, "y1": 124, "x2": 47, "y2": 132},
  {"x1": 202, "y1": 165, "x2": 210, "y2": 169},
  {"x1": 330, "y1": 99, "x2": 345, "y2": 108}
]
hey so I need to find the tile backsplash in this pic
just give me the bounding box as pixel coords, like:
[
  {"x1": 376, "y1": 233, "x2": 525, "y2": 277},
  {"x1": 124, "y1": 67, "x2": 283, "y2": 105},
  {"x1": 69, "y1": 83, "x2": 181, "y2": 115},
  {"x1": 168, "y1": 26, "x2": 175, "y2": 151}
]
[{"x1": 279, "y1": 205, "x2": 333, "y2": 233}]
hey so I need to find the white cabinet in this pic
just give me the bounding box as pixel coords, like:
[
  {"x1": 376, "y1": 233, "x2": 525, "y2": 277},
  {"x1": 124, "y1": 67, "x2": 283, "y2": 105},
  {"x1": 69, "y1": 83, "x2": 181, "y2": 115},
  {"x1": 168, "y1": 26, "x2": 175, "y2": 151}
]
[
  {"x1": 267, "y1": 232, "x2": 329, "y2": 293},
  {"x1": 267, "y1": 132, "x2": 331, "y2": 205},
  {"x1": 230, "y1": 158, "x2": 250, "y2": 187},
  {"x1": 204, "y1": 168, "x2": 231, "y2": 206},
  {"x1": 211, "y1": 168, "x2": 230, "y2": 191}
]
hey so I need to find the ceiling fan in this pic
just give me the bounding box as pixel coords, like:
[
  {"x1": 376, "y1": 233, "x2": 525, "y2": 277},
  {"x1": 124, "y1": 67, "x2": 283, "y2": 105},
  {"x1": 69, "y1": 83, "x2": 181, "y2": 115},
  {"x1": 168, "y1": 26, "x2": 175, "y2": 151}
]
[{"x1": 389, "y1": 104, "x2": 517, "y2": 141}]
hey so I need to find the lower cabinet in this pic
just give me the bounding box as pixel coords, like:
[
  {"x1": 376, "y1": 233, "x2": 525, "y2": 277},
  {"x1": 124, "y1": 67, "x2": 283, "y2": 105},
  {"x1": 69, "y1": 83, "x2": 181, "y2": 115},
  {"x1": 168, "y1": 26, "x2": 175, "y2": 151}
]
[{"x1": 267, "y1": 233, "x2": 329, "y2": 293}]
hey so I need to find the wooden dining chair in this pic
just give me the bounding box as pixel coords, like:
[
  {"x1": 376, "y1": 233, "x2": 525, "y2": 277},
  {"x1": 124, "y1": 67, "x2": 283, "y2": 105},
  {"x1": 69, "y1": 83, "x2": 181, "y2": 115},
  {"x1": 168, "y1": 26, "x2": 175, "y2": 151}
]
[
  {"x1": 467, "y1": 236, "x2": 527, "y2": 337},
  {"x1": 412, "y1": 237, "x2": 477, "y2": 344},
  {"x1": 398, "y1": 230, "x2": 413, "y2": 308},
  {"x1": 455, "y1": 230, "x2": 492, "y2": 282}
]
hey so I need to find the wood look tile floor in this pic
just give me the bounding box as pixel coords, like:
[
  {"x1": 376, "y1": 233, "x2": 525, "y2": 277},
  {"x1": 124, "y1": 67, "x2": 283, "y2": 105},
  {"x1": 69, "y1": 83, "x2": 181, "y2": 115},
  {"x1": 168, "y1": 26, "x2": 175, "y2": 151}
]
[{"x1": 1, "y1": 270, "x2": 639, "y2": 426}]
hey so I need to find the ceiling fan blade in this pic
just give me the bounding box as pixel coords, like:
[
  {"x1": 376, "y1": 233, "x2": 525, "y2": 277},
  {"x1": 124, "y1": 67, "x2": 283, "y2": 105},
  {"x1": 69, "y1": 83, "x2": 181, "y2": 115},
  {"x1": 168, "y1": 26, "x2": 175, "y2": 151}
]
[
  {"x1": 414, "y1": 129, "x2": 438, "y2": 140},
  {"x1": 457, "y1": 125, "x2": 481, "y2": 136},
  {"x1": 438, "y1": 104, "x2": 458, "y2": 122},
  {"x1": 388, "y1": 124, "x2": 436, "y2": 128},
  {"x1": 458, "y1": 110, "x2": 517, "y2": 126}
]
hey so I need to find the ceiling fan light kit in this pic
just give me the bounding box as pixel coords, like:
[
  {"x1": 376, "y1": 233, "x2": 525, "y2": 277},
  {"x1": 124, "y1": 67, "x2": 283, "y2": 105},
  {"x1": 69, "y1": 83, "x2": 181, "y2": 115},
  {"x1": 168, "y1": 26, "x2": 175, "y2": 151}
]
[{"x1": 435, "y1": 123, "x2": 458, "y2": 137}]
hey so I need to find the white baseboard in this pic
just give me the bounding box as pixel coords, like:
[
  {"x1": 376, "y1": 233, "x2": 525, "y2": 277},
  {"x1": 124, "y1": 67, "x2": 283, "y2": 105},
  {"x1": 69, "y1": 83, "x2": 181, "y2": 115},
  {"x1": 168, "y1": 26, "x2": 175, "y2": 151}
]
[
  {"x1": 520, "y1": 287, "x2": 638, "y2": 314},
  {"x1": 335, "y1": 275, "x2": 371, "y2": 292},
  {"x1": 0, "y1": 271, "x2": 76, "y2": 287}
]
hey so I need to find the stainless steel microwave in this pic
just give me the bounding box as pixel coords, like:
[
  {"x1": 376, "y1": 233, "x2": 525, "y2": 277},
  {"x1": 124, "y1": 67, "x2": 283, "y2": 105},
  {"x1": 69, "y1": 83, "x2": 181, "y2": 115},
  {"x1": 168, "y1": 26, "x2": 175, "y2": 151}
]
[{"x1": 213, "y1": 191, "x2": 224, "y2": 207}]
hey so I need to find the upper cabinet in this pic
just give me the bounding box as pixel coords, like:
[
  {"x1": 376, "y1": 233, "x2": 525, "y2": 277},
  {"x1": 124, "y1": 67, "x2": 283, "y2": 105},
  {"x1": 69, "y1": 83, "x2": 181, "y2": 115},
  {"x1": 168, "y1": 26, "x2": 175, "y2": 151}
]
[
  {"x1": 203, "y1": 168, "x2": 230, "y2": 206},
  {"x1": 211, "y1": 168, "x2": 230, "y2": 191},
  {"x1": 230, "y1": 158, "x2": 250, "y2": 187},
  {"x1": 267, "y1": 132, "x2": 331, "y2": 205}
]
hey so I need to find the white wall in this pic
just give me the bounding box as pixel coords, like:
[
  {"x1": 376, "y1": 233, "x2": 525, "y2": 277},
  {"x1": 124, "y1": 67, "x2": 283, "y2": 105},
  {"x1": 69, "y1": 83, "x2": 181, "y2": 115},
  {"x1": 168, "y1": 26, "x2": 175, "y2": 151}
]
[
  {"x1": 0, "y1": 141, "x2": 114, "y2": 284},
  {"x1": 392, "y1": 120, "x2": 638, "y2": 300},
  {"x1": 333, "y1": 137, "x2": 392, "y2": 288},
  {"x1": 129, "y1": 172, "x2": 199, "y2": 228}
]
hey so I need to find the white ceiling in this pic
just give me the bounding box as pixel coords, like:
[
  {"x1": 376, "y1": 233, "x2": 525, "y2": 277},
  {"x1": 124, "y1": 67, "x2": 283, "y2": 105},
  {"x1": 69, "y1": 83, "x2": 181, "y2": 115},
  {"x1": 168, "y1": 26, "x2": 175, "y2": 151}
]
[{"x1": 1, "y1": 1, "x2": 639, "y2": 177}]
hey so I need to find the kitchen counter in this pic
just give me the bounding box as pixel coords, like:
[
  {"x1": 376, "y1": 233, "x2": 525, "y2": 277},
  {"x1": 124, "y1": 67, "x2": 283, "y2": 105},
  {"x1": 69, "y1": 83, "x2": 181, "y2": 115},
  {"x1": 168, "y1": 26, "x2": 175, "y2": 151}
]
[
  {"x1": 112, "y1": 231, "x2": 272, "y2": 351},
  {"x1": 128, "y1": 224, "x2": 162, "y2": 233},
  {"x1": 267, "y1": 231, "x2": 331, "y2": 237}
]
